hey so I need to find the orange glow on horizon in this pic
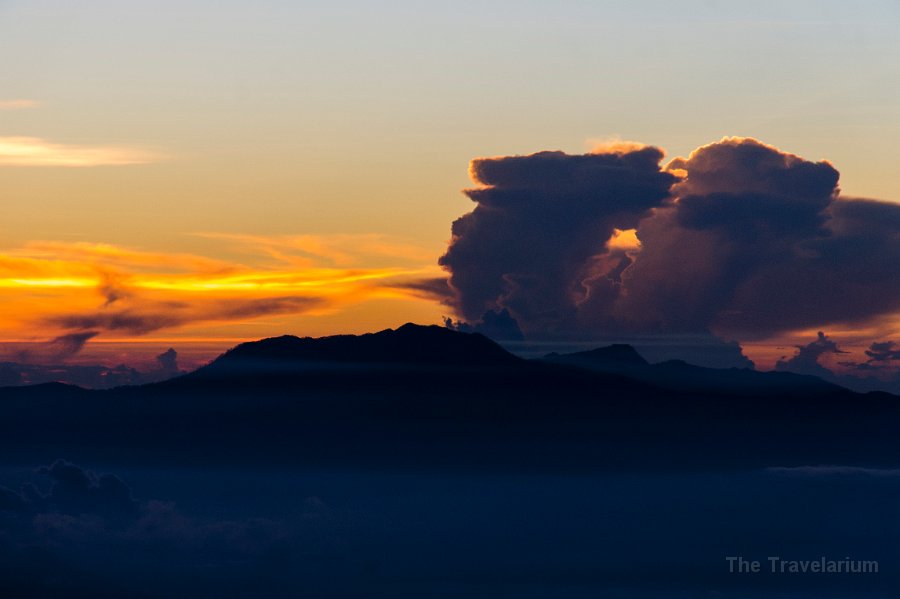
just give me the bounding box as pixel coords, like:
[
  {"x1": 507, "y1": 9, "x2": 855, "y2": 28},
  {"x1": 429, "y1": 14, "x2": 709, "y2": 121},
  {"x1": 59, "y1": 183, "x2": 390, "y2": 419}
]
[{"x1": 0, "y1": 236, "x2": 448, "y2": 358}]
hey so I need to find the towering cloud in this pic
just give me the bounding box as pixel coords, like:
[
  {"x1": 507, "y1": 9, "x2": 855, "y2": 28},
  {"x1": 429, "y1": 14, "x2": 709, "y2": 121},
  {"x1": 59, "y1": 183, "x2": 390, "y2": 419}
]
[
  {"x1": 439, "y1": 137, "x2": 900, "y2": 367},
  {"x1": 156, "y1": 348, "x2": 180, "y2": 375},
  {"x1": 622, "y1": 137, "x2": 844, "y2": 337},
  {"x1": 776, "y1": 332, "x2": 846, "y2": 379},
  {"x1": 628, "y1": 140, "x2": 900, "y2": 338},
  {"x1": 439, "y1": 145, "x2": 677, "y2": 335}
]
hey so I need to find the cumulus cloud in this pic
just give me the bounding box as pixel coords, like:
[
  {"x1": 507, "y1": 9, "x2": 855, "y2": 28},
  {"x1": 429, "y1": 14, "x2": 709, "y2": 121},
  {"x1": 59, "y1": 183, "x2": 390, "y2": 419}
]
[
  {"x1": 439, "y1": 137, "x2": 900, "y2": 369},
  {"x1": 775, "y1": 331, "x2": 846, "y2": 379},
  {"x1": 0, "y1": 460, "x2": 306, "y2": 596},
  {"x1": 156, "y1": 348, "x2": 179, "y2": 374},
  {"x1": 440, "y1": 145, "x2": 677, "y2": 335},
  {"x1": 865, "y1": 341, "x2": 900, "y2": 364},
  {"x1": 769, "y1": 331, "x2": 900, "y2": 394},
  {"x1": 445, "y1": 309, "x2": 525, "y2": 342},
  {"x1": 620, "y1": 137, "x2": 845, "y2": 336},
  {"x1": 0, "y1": 460, "x2": 137, "y2": 519}
]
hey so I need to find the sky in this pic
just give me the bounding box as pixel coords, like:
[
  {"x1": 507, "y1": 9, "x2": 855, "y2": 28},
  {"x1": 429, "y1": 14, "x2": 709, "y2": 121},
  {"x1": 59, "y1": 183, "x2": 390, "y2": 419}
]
[{"x1": 1, "y1": 0, "x2": 899, "y2": 375}]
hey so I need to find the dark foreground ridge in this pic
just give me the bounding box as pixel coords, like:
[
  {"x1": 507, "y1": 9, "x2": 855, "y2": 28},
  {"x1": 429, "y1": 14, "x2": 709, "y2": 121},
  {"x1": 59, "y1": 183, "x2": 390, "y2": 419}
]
[{"x1": 0, "y1": 323, "x2": 896, "y2": 471}]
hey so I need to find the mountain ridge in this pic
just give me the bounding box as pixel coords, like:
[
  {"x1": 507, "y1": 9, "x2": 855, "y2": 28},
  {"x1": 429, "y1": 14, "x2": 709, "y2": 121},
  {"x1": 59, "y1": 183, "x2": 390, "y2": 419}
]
[
  {"x1": 0, "y1": 323, "x2": 897, "y2": 472},
  {"x1": 199, "y1": 322, "x2": 521, "y2": 372}
]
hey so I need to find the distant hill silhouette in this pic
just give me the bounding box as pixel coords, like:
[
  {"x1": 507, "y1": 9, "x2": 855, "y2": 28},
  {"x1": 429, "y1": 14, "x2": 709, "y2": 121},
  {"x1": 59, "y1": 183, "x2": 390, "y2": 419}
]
[
  {"x1": 542, "y1": 344, "x2": 648, "y2": 380},
  {"x1": 545, "y1": 343, "x2": 649, "y2": 368},
  {"x1": 543, "y1": 345, "x2": 841, "y2": 395}
]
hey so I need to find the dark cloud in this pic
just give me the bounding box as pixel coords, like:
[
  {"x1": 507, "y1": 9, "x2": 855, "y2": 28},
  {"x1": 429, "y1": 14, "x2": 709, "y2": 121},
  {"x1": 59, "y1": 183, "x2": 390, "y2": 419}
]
[
  {"x1": 0, "y1": 461, "x2": 303, "y2": 548},
  {"x1": 214, "y1": 296, "x2": 321, "y2": 320},
  {"x1": 156, "y1": 348, "x2": 179, "y2": 374},
  {"x1": 6, "y1": 331, "x2": 100, "y2": 364},
  {"x1": 7, "y1": 296, "x2": 320, "y2": 387},
  {"x1": 391, "y1": 276, "x2": 456, "y2": 304},
  {"x1": 0, "y1": 362, "x2": 152, "y2": 389},
  {"x1": 666, "y1": 137, "x2": 840, "y2": 200},
  {"x1": 439, "y1": 146, "x2": 677, "y2": 334},
  {"x1": 445, "y1": 309, "x2": 525, "y2": 342},
  {"x1": 776, "y1": 331, "x2": 846, "y2": 379},
  {"x1": 97, "y1": 271, "x2": 130, "y2": 307},
  {"x1": 52, "y1": 311, "x2": 183, "y2": 335},
  {"x1": 49, "y1": 331, "x2": 99, "y2": 359},
  {"x1": 840, "y1": 340, "x2": 900, "y2": 376},
  {"x1": 865, "y1": 341, "x2": 900, "y2": 364},
  {"x1": 0, "y1": 461, "x2": 310, "y2": 598},
  {"x1": 39, "y1": 460, "x2": 138, "y2": 519},
  {"x1": 49, "y1": 296, "x2": 322, "y2": 336},
  {"x1": 0, "y1": 363, "x2": 22, "y2": 386},
  {"x1": 0, "y1": 460, "x2": 137, "y2": 519},
  {"x1": 775, "y1": 332, "x2": 900, "y2": 394},
  {"x1": 0, "y1": 347, "x2": 187, "y2": 389},
  {"x1": 439, "y1": 137, "x2": 900, "y2": 371},
  {"x1": 620, "y1": 138, "x2": 845, "y2": 337}
]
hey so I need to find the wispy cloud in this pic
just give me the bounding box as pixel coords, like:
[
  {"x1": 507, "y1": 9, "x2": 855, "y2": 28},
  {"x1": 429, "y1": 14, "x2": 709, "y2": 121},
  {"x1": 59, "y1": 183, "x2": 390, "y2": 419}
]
[
  {"x1": 0, "y1": 237, "x2": 443, "y2": 355},
  {"x1": 196, "y1": 232, "x2": 435, "y2": 267},
  {"x1": 48, "y1": 297, "x2": 324, "y2": 336},
  {"x1": 19, "y1": 241, "x2": 237, "y2": 273},
  {"x1": 0, "y1": 136, "x2": 162, "y2": 167},
  {"x1": 0, "y1": 99, "x2": 39, "y2": 110}
]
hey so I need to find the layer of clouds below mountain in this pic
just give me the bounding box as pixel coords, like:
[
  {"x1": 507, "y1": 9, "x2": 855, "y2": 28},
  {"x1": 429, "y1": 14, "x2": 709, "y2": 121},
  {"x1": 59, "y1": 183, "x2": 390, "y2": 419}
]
[{"x1": 0, "y1": 348, "x2": 185, "y2": 389}]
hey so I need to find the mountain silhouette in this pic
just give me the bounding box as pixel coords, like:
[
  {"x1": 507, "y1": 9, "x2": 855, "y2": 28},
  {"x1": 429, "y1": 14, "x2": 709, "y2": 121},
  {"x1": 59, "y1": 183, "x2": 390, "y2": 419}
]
[
  {"x1": 199, "y1": 322, "x2": 520, "y2": 375},
  {"x1": 0, "y1": 323, "x2": 897, "y2": 472},
  {"x1": 543, "y1": 345, "x2": 840, "y2": 395},
  {"x1": 543, "y1": 344, "x2": 648, "y2": 370}
]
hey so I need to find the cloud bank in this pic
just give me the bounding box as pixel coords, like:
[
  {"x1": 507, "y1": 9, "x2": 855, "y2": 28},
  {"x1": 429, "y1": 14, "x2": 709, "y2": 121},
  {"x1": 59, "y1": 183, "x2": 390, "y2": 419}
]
[{"x1": 438, "y1": 137, "x2": 900, "y2": 369}]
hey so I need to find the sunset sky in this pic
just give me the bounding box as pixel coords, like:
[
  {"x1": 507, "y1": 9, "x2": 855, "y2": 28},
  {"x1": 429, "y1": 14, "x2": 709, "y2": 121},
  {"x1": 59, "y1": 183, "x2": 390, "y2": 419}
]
[{"x1": 1, "y1": 0, "x2": 899, "y2": 374}]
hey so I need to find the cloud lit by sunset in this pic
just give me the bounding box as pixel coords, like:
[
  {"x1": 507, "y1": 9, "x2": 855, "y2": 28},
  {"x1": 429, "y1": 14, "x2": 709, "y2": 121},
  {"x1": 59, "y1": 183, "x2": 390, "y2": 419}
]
[
  {"x1": 2, "y1": 4, "x2": 900, "y2": 595},
  {"x1": 0, "y1": 1, "x2": 897, "y2": 390},
  {"x1": 0, "y1": 236, "x2": 445, "y2": 365},
  {"x1": 0, "y1": 136, "x2": 162, "y2": 167}
]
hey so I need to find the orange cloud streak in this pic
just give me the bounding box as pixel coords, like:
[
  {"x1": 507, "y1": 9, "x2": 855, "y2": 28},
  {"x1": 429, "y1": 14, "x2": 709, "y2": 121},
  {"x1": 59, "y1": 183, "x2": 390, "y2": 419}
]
[{"x1": 0, "y1": 237, "x2": 446, "y2": 356}]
